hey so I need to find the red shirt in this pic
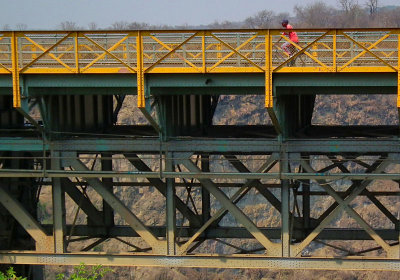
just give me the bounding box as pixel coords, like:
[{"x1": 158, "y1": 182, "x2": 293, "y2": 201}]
[{"x1": 283, "y1": 24, "x2": 299, "y2": 43}]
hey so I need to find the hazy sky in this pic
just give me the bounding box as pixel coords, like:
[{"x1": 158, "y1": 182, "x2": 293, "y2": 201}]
[{"x1": 1, "y1": 0, "x2": 399, "y2": 29}]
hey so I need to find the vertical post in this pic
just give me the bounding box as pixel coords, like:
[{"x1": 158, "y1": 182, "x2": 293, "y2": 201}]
[
  {"x1": 265, "y1": 30, "x2": 281, "y2": 134},
  {"x1": 265, "y1": 30, "x2": 272, "y2": 108},
  {"x1": 333, "y1": 30, "x2": 337, "y2": 72},
  {"x1": 101, "y1": 153, "x2": 114, "y2": 227},
  {"x1": 201, "y1": 154, "x2": 211, "y2": 224},
  {"x1": 202, "y1": 31, "x2": 206, "y2": 73},
  {"x1": 397, "y1": 35, "x2": 400, "y2": 116},
  {"x1": 281, "y1": 150, "x2": 290, "y2": 257},
  {"x1": 166, "y1": 152, "x2": 176, "y2": 255},
  {"x1": 74, "y1": 32, "x2": 80, "y2": 73},
  {"x1": 302, "y1": 157, "x2": 311, "y2": 232},
  {"x1": 398, "y1": 180, "x2": 400, "y2": 258},
  {"x1": 137, "y1": 31, "x2": 145, "y2": 108},
  {"x1": 11, "y1": 31, "x2": 21, "y2": 108},
  {"x1": 51, "y1": 151, "x2": 65, "y2": 253}
]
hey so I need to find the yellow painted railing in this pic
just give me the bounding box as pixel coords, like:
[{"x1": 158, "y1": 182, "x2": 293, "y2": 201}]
[{"x1": 1, "y1": 29, "x2": 400, "y2": 109}]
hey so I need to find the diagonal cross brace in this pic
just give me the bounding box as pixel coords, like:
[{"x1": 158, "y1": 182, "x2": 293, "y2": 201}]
[
  {"x1": 150, "y1": 35, "x2": 202, "y2": 73},
  {"x1": 224, "y1": 154, "x2": 283, "y2": 211},
  {"x1": 177, "y1": 157, "x2": 280, "y2": 256},
  {"x1": 81, "y1": 34, "x2": 136, "y2": 73},
  {"x1": 62, "y1": 178, "x2": 104, "y2": 226},
  {"x1": 224, "y1": 154, "x2": 308, "y2": 229},
  {"x1": 145, "y1": 32, "x2": 199, "y2": 73},
  {"x1": 332, "y1": 158, "x2": 398, "y2": 226},
  {"x1": 340, "y1": 32, "x2": 397, "y2": 72},
  {"x1": 338, "y1": 32, "x2": 391, "y2": 70},
  {"x1": 211, "y1": 33, "x2": 265, "y2": 72},
  {"x1": 292, "y1": 158, "x2": 393, "y2": 256},
  {"x1": 124, "y1": 153, "x2": 201, "y2": 227},
  {"x1": 0, "y1": 184, "x2": 53, "y2": 252},
  {"x1": 208, "y1": 33, "x2": 261, "y2": 71},
  {"x1": 274, "y1": 31, "x2": 330, "y2": 72},
  {"x1": 316, "y1": 158, "x2": 387, "y2": 224},
  {"x1": 301, "y1": 161, "x2": 392, "y2": 254},
  {"x1": 213, "y1": 154, "x2": 280, "y2": 226},
  {"x1": 178, "y1": 154, "x2": 279, "y2": 254},
  {"x1": 20, "y1": 33, "x2": 72, "y2": 73},
  {"x1": 68, "y1": 158, "x2": 165, "y2": 252}
]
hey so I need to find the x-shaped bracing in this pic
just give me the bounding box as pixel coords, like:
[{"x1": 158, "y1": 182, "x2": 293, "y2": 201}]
[
  {"x1": 64, "y1": 153, "x2": 168, "y2": 254},
  {"x1": 292, "y1": 156, "x2": 399, "y2": 258},
  {"x1": 124, "y1": 153, "x2": 201, "y2": 227},
  {"x1": 175, "y1": 153, "x2": 280, "y2": 256},
  {"x1": 223, "y1": 154, "x2": 309, "y2": 228}
]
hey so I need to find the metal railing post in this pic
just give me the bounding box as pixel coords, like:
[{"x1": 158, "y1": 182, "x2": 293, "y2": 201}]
[
  {"x1": 11, "y1": 31, "x2": 21, "y2": 108},
  {"x1": 74, "y1": 32, "x2": 80, "y2": 73},
  {"x1": 265, "y1": 30, "x2": 272, "y2": 108},
  {"x1": 333, "y1": 29, "x2": 337, "y2": 72},
  {"x1": 137, "y1": 31, "x2": 145, "y2": 108}
]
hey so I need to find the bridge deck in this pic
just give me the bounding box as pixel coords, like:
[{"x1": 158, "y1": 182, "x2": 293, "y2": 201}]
[{"x1": 1, "y1": 29, "x2": 400, "y2": 108}]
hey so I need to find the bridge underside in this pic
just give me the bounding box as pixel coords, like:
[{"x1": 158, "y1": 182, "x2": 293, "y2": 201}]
[{"x1": 0, "y1": 72, "x2": 400, "y2": 271}]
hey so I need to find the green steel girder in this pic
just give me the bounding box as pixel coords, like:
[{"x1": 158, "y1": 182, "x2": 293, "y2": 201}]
[
  {"x1": 1, "y1": 138, "x2": 399, "y2": 153},
  {"x1": 29, "y1": 88, "x2": 130, "y2": 96},
  {"x1": 274, "y1": 73, "x2": 397, "y2": 89},
  {"x1": 2, "y1": 73, "x2": 398, "y2": 139},
  {"x1": 36, "y1": 225, "x2": 400, "y2": 241},
  {"x1": 24, "y1": 74, "x2": 137, "y2": 88},
  {"x1": 0, "y1": 76, "x2": 12, "y2": 93},
  {"x1": 0, "y1": 73, "x2": 396, "y2": 96}
]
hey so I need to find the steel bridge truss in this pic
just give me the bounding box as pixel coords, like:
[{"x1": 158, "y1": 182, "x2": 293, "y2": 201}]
[
  {"x1": 1, "y1": 145, "x2": 400, "y2": 270},
  {"x1": 0, "y1": 28, "x2": 400, "y2": 271}
]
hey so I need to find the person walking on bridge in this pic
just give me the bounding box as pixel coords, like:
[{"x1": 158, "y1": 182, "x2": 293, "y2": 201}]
[{"x1": 280, "y1": 19, "x2": 299, "y2": 66}]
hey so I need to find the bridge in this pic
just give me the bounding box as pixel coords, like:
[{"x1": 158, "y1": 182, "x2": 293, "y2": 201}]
[{"x1": 1, "y1": 28, "x2": 400, "y2": 274}]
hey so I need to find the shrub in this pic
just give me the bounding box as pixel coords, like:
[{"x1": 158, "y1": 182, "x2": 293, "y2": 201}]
[
  {"x1": 56, "y1": 263, "x2": 112, "y2": 280},
  {"x1": 0, "y1": 267, "x2": 26, "y2": 280}
]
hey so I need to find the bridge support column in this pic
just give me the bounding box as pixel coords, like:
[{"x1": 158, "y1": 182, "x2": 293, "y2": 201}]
[
  {"x1": 51, "y1": 151, "x2": 65, "y2": 253},
  {"x1": 166, "y1": 152, "x2": 176, "y2": 255},
  {"x1": 281, "y1": 149, "x2": 290, "y2": 257},
  {"x1": 101, "y1": 153, "x2": 114, "y2": 228},
  {"x1": 201, "y1": 154, "x2": 211, "y2": 224}
]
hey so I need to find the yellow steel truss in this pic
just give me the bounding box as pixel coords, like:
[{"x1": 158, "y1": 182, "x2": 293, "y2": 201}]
[{"x1": 3, "y1": 29, "x2": 400, "y2": 109}]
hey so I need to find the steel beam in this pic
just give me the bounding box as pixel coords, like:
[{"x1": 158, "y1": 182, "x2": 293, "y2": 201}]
[
  {"x1": 41, "y1": 225, "x2": 400, "y2": 240},
  {"x1": 166, "y1": 152, "x2": 177, "y2": 255},
  {"x1": 201, "y1": 154, "x2": 211, "y2": 224},
  {"x1": 1, "y1": 252, "x2": 400, "y2": 270},
  {"x1": 101, "y1": 153, "x2": 114, "y2": 228},
  {"x1": 2, "y1": 138, "x2": 400, "y2": 154},
  {"x1": 51, "y1": 151, "x2": 65, "y2": 253},
  {"x1": 3, "y1": 169, "x2": 400, "y2": 181},
  {"x1": 281, "y1": 151, "x2": 290, "y2": 257}
]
